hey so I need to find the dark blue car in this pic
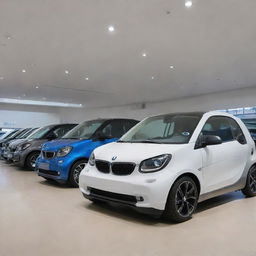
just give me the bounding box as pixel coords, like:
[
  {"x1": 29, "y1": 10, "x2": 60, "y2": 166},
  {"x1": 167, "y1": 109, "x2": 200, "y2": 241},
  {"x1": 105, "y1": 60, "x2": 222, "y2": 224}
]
[{"x1": 36, "y1": 118, "x2": 138, "y2": 186}]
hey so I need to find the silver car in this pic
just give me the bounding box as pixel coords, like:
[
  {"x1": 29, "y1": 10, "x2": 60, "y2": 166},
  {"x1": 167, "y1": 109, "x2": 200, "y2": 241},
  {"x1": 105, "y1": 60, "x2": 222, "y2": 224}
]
[{"x1": 13, "y1": 123, "x2": 77, "y2": 169}]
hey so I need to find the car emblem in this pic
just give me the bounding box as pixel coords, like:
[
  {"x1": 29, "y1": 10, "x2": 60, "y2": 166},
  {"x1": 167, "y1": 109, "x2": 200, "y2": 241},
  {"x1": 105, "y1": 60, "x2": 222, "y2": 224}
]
[{"x1": 112, "y1": 156, "x2": 117, "y2": 161}]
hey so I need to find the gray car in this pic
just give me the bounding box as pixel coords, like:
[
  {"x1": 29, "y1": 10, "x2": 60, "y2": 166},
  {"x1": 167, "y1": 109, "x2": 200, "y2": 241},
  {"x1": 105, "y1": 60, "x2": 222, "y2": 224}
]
[{"x1": 13, "y1": 123, "x2": 77, "y2": 169}]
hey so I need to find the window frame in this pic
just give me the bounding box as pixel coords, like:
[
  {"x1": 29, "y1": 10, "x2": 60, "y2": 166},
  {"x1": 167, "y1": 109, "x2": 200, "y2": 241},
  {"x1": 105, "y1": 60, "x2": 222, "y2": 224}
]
[{"x1": 196, "y1": 115, "x2": 247, "y2": 146}]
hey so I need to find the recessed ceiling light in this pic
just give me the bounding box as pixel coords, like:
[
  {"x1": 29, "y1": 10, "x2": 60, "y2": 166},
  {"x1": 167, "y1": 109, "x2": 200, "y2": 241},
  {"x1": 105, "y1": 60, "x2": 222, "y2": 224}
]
[
  {"x1": 35, "y1": 85, "x2": 39, "y2": 89},
  {"x1": 22, "y1": 69, "x2": 26, "y2": 73},
  {"x1": 170, "y1": 65, "x2": 174, "y2": 69},
  {"x1": 151, "y1": 76, "x2": 155, "y2": 80},
  {"x1": 0, "y1": 76, "x2": 4, "y2": 80},
  {"x1": 185, "y1": 1, "x2": 192, "y2": 7},
  {"x1": 142, "y1": 53, "x2": 147, "y2": 57},
  {"x1": 65, "y1": 70, "x2": 69, "y2": 74},
  {"x1": 85, "y1": 77, "x2": 89, "y2": 80},
  {"x1": 108, "y1": 26, "x2": 115, "y2": 32}
]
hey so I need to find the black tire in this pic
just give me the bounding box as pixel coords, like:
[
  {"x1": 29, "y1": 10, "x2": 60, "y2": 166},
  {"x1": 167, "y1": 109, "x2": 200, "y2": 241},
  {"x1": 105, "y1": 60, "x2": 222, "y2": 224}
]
[
  {"x1": 25, "y1": 151, "x2": 40, "y2": 170},
  {"x1": 242, "y1": 165, "x2": 256, "y2": 197},
  {"x1": 163, "y1": 176, "x2": 199, "y2": 223},
  {"x1": 68, "y1": 159, "x2": 88, "y2": 187}
]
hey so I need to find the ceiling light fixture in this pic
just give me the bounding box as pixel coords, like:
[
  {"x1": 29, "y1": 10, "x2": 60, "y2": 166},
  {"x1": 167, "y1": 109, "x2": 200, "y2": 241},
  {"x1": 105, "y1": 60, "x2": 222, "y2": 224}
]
[
  {"x1": 151, "y1": 76, "x2": 155, "y2": 80},
  {"x1": 85, "y1": 77, "x2": 89, "y2": 80},
  {"x1": 170, "y1": 65, "x2": 174, "y2": 69},
  {"x1": 0, "y1": 98, "x2": 83, "y2": 108},
  {"x1": 142, "y1": 53, "x2": 147, "y2": 57},
  {"x1": 22, "y1": 69, "x2": 26, "y2": 73},
  {"x1": 185, "y1": 1, "x2": 192, "y2": 7},
  {"x1": 108, "y1": 25, "x2": 115, "y2": 32},
  {"x1": 65, "y1": 70, "x2": 69, "y2": 74}
]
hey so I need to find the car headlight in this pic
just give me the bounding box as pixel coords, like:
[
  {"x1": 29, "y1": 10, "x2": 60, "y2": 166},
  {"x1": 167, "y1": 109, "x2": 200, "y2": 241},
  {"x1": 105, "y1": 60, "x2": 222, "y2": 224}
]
[
  {"x1": 88, "y1": 152, "x2": 95, "y2": 166},
  {"x1": 139, "y1": 154, "x2": 172, "y2": 173},
  {"x1": 18, "y1": 143, "x2": 31, "y2": 151},
  {"x1": 56, "y1": 146, "x2": 72, "y2": 157}
]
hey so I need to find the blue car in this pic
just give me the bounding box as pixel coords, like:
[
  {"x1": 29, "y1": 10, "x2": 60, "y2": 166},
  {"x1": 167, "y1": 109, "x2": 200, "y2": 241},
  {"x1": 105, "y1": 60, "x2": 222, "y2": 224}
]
[{"x1": 36, "y1": 118, "x2": 139, "y2": 186}]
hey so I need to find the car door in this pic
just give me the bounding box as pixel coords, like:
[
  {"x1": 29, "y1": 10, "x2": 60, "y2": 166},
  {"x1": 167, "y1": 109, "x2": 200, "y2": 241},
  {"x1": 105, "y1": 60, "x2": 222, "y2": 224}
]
[{"x1": 199, "y1": 116, "x2": 250, "y2": 193}]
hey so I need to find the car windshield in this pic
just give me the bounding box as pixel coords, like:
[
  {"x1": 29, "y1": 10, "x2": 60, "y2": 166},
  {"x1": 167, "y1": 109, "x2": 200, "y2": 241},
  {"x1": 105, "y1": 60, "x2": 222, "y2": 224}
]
[
  {"x1": 120, "y1": 114, "x2": 201, "y2": 144},
  {"x1": 63, "y1": 120, "x2": 105, "y2": 140},
  {"x1": 28, "y1": 126, "x2": 52, "y2": 139}
]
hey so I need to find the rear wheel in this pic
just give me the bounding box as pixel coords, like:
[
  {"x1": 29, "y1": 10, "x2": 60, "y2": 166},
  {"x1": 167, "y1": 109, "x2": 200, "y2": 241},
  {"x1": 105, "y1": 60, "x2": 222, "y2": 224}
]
[
  {"x1": 25, "y1": 151, "x2": 40, "y2": 170},
  {"x1": 68, "y1": 160, "x2": 87, "y2": 187},
  {"x1": 242, "y1": 165, "x2": 256, "y2": 197},
  {"x1": 164, "y1": 176, "x2": 198, "y2": 223}
]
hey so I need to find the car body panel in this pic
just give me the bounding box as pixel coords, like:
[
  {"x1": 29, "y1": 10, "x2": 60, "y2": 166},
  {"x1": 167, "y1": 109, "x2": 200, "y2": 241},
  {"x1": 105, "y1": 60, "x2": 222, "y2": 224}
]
[{"x1": 79, "y1": 111, "x2": 256, "y2": 212}]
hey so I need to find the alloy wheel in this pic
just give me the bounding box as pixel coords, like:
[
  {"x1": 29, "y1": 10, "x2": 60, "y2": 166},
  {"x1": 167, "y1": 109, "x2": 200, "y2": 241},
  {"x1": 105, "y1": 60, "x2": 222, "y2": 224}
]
[
  {"x1": 249, "y1": 167, "x2": 256, "y2": 193},
  {"x1": 175, "y1": 181, "x2": 197, "y2": 217},
  {"x1": 73, "y1": 163, "x2": 86, "y2": 185},
  {"x1": 30, "y1": 153, "x2": 40, "y2": 168}
]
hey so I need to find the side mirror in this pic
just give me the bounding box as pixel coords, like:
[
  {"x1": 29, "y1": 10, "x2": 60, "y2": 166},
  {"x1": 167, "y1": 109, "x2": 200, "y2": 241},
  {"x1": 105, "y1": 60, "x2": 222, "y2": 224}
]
[{"x1": 196, "y1": 135, "x2": 222, "y2": 148}]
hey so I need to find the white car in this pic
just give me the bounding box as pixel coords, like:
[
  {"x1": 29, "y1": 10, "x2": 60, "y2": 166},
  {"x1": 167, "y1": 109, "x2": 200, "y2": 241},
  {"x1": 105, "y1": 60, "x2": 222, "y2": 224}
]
[{"x1": 79, "y1": 111, "x2": 256, "y2": 222}]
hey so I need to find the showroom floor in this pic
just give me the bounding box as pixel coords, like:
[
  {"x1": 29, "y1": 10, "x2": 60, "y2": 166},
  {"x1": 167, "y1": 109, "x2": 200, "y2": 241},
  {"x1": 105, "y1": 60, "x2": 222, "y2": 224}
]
[{"x1": 1, "y1": 161, "x2": 256, "y2": 256}]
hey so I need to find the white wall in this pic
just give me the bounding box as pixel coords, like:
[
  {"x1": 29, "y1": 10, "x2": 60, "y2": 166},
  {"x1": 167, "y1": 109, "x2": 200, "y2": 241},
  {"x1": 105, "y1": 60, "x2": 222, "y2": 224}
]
[
  {"x1": 60, "y1": 87, "x2": 256, "y2": 122},
  {"x1": 0, "y1": 104, "x2": 61, "y2": 128}
]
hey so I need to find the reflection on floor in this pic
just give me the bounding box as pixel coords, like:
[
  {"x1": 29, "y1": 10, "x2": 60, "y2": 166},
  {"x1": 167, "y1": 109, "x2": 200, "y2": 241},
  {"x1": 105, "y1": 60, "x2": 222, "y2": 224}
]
[{"x1": 0, "y1": 161, "x2": 255, "y2": 256}]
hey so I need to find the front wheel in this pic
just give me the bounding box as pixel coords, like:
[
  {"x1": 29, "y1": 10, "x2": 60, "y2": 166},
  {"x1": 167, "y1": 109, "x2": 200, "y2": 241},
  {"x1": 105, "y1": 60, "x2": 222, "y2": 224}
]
[
  {"x1": 242, "y1": 166, "x2": 256, "y2": 197},
  {"x1": 68, "y1": 160, "x2": 87, "y2": 187},
  {"x1": 163, "y1": 176, "x2": 199, "y2": 223},
  {"x1": 25, "y1": 151, "x2": 40, "y2": 170}
]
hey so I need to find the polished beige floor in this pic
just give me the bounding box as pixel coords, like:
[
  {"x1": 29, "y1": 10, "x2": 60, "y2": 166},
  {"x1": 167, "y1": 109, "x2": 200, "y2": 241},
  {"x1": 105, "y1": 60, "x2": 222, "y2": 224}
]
[{"x1": 1, "y1": 161, "x2": 256, "y2": 256}]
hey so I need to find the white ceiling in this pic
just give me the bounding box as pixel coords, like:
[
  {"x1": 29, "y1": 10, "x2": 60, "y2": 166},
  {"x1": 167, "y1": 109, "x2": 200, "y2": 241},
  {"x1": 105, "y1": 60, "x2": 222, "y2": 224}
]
[{"x1": 0, "y1": 0, "x2": 256, "y2": 108}]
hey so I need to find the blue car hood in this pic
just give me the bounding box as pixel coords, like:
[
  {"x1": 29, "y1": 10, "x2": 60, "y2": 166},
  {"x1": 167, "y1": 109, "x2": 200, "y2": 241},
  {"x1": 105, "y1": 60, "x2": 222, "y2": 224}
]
[{"x1": 42, "y1": 139, "x2": 91, "y2": 151}]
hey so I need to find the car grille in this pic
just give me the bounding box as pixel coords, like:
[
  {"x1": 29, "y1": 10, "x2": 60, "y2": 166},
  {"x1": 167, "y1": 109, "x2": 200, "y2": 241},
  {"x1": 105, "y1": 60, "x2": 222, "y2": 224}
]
[
  {"x1": 95, "y1": 160, "x2": 110, "y2": 173},
  {"x1": 89, "y1": 187, "x2": 137, "y2": 205},
  {"x1": 42, "y1": 151, "x2": 56, "y2": 159},
  {"x1": 38, "y1": 169, "x2": 59, "y2": 176},
  {"x1": 95, "y1": 160, "x2": 135, "y2": 175},
  {"x1": 112, "y1": 163, "x2": 136, "y2": 175}
]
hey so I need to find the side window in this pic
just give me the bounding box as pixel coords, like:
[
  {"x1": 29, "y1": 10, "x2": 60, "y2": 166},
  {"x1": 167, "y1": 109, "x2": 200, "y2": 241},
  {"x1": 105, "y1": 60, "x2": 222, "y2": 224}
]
[
  {"x1": 53, "y1": 125, "x2": 74, "y2": 138},
  {"x1": 228, "y1": 118, "x2": 247, "y2": 144},
  {"x1": 101, "y1": 121, "x2": 126, "y2": 138},
  {"x1": 201, "y1": 116, "x2": 234, "y2": 142},
  {"x1": 123, "y1": 121, "x2": 138, "y2": 133}
]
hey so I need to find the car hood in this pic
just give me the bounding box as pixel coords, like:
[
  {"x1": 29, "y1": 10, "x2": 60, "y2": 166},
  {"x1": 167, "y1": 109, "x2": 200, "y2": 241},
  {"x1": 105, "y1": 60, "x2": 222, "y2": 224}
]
[
  {"x1": 94, "y1": 142, "x2": 189, "y2": 163},
  {"x1": 9, "y1": 139, "x2": 27, "y2": 148},
  {"x1": 42, "y1": 139, "x2": 91, "y2": 151}
]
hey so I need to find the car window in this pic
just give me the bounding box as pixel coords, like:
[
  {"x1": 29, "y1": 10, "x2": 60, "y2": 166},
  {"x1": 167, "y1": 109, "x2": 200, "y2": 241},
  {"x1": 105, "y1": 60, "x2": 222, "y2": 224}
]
[
  {"x1": 51, "y1": 125, "x2": 76, "y2": 138},
  {"x1": 121, "y1": 115, "x2": 201, "y2": 144},
  {"x1": 228, "y1": 118, "x2": 247, "y2": 144},
  {"x1": 101, "y1": 121, "x2": 127, "y2": 138},
  {"x1": 201, "y1": 116, "x2": 234, "y2": 142},
  {"x1": 123, "y1": 120, "x2": 139, "y2": 133}
]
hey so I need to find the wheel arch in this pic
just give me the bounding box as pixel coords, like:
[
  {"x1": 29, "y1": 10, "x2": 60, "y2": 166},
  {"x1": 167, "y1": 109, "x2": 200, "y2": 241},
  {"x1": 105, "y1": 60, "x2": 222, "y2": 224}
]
[
  {"x1": 172, "y1": 172, "x2": 201, "y2": 195},
  {"x1": 68, "y1": 157, "x2": 89, "y2": 176},
  {"x1": 25, "y1": 150, "x2": 41, "y2": 168}
]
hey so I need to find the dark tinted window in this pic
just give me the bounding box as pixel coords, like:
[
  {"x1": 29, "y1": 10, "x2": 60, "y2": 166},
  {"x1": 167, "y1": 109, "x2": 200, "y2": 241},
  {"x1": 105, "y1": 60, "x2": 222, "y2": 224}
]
[
  {"x1": 123, "y1": 120, "x2": 139, "y2": 133},
  {"x1": 101, "y1": 120, "x2": 131, "y2": 138},
  {"x1": 50, "y1": 124, "x2": 77, "y2": 138},
  {"x1": 202, "y1": 116, "x2": 233, "y2": 142},
  {"x1": 228, "y1": 118, "x2": 246, "y2": 144}
]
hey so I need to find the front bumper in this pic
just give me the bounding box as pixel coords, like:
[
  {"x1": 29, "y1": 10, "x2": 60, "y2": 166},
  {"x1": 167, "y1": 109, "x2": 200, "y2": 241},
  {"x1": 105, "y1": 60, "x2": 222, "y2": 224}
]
[
  {"x1": 36, "y1": 156, "x2": 73, "y2": 183},
  {"x1": 12, "y1": 150, "x2": 27, "y2": 167},
  {"x1": 79, "y1": 164, "x2": 175, "y2": 211}
]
